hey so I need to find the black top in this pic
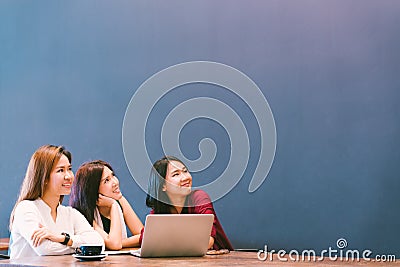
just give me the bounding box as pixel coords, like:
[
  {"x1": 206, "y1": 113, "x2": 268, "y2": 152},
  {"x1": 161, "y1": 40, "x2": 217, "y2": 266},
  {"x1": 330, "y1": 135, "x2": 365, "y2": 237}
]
[{"x1": 100, "y1": 200, "x2": 123, "y2": 234}]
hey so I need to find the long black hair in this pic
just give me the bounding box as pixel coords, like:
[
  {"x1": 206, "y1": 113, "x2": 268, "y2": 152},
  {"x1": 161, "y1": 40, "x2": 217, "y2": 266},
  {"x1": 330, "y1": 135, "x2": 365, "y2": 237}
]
[
  {"x1": 145, "y1": 156, "x2": 188, "y2": 214},
  {"x1": 69, "y1": 160, "x2": 114, "y2": 226}
]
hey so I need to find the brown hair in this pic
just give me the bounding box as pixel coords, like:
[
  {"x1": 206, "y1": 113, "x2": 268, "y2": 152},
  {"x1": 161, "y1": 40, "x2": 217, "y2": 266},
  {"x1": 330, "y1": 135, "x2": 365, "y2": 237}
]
[
  {"x1": 70, "y1": 160, "x2": 114, "y2": 226},
  {"x1": 9, "y1": 145, "x2": 72, "y2": 229}
]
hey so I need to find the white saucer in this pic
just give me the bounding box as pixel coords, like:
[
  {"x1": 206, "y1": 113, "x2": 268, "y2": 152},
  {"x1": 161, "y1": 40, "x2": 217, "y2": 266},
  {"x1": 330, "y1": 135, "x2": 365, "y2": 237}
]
[{"x1": 72, "y1": 253, "x2": 107, "y2": 261}]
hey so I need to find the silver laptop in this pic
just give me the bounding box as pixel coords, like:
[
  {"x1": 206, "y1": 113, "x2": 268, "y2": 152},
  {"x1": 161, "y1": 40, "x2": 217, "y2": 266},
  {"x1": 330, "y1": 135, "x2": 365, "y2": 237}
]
[{"x1": 130, "y1": 214, "x2": 214, "y2": 258}]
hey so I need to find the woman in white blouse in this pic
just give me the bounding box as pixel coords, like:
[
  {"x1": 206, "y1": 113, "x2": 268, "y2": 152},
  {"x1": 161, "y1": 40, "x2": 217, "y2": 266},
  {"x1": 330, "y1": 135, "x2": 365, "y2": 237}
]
[{"x1": 9, "y1": 145, "x2": 104, "y2": 259}]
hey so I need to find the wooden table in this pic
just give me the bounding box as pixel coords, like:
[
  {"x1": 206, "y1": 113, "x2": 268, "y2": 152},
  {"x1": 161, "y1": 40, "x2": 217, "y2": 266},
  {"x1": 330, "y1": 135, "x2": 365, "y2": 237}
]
[{"x1": 0, "y1": 251, "x2": 398, "y2": 267}]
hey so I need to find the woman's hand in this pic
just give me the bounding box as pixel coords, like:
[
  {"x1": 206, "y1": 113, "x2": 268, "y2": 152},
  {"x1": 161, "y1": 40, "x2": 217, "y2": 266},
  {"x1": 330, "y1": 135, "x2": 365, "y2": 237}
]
[
  {"x1": 31, "y1": 223, "x2": 63, "y2": 247},
  {"x1": 93, "y1": 220, "x2": 100, "y2": 231},
  {"x1": 97, "y1": 194, "x2": 117, "y2": 208}
]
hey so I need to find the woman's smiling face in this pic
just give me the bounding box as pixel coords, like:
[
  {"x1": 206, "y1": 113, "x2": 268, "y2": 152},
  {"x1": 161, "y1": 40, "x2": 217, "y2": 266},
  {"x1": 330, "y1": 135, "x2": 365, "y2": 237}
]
[
  {"x1": 163, "y1": 160, "x2": 192, "y2": 197},
  {"x1": 45, "y1": 154, "x2": 74, "y2": 197},
  {"x1": 98, "y1": 166, "x2": 122, "y2": 200}
]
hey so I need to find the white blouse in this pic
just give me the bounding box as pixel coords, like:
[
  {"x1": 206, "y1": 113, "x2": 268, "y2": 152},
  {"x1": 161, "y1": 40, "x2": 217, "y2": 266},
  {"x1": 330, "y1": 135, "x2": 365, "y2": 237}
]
[{"x1": 9, "y1": 199, "x2": 104, "y2": 259}]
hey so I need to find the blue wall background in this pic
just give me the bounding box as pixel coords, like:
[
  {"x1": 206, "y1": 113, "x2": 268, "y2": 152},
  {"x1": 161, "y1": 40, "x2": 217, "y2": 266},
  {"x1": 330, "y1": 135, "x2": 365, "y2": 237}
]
[{"x1": 1, "y1": 0, "x2": 399, "y2": 257}]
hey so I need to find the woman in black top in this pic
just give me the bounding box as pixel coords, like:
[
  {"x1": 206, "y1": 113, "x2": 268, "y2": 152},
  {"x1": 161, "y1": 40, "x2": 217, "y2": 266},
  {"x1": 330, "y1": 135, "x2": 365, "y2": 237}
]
[{"x1": 70, "y1": 160, "x2": 143, "y2": 250}]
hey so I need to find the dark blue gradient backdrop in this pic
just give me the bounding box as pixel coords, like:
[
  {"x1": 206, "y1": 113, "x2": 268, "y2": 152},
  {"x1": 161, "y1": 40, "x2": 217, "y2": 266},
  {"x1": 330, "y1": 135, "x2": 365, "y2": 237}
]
[{"x1": 1, "y1": 0, "x2": 399, "y2": 257}]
